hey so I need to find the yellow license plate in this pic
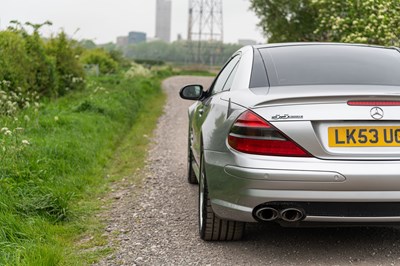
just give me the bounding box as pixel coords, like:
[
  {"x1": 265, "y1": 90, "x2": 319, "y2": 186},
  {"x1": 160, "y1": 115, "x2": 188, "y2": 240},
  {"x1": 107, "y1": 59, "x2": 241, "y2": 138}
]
[{"x1": 328, "y1": 126, "x2": 400, "y2": 147}]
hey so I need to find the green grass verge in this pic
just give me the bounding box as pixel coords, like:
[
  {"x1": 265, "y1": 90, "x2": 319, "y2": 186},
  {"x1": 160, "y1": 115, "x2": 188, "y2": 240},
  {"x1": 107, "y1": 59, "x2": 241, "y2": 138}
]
[
  {"x1": 0, "y1": 72, "x2": 165, "y2": 265},
  {"x1": 74, "y1": 80, "x2": 166, "y2": 265}
]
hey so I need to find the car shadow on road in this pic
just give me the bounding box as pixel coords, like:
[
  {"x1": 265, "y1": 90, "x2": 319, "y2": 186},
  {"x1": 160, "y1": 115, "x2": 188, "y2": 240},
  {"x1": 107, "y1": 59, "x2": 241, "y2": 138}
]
[
  {"x1": 186, "y1": 185, "x2": 400, "y2": 263},
  {"x1": 212, "y1": 223, "x2": 400, "y2": 264}
]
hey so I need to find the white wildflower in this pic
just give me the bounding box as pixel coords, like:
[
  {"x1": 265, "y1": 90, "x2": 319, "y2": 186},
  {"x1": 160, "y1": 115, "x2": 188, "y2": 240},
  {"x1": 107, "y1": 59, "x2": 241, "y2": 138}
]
[{"x1": 21, "y1": 140, "x2": 30, "y2": 145}]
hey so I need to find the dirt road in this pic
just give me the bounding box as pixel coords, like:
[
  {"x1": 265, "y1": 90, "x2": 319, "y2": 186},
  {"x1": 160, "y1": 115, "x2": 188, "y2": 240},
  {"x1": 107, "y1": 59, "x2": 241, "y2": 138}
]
[{"x1": 97, "y1": 76, "x2": 400, "y2": 266}]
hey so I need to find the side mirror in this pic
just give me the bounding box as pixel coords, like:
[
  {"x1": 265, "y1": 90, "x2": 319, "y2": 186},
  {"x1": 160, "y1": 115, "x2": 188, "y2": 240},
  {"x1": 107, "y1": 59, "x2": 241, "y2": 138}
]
[{"x1": 179, "y1": 85, "x2": 204, "y2": 100}]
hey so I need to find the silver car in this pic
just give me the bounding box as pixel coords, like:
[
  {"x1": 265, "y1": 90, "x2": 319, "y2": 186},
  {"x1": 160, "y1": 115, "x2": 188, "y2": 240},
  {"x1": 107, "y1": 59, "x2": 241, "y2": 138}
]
[{"x1": 179, "y1": 43, "x2": 400, "y2": 241}]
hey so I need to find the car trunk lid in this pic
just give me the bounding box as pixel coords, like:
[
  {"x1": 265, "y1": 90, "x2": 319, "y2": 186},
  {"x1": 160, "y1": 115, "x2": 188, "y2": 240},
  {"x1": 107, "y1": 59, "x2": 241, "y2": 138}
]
[{"x1": 229, "y1": 85, "x2": 400, "y2": 160}]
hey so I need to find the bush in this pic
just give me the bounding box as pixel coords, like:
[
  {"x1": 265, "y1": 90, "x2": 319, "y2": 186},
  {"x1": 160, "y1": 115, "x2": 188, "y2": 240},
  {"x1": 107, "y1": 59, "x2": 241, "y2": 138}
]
[
  {"x1": 80, "y1": 49, "x2": 118, "y2": 74},
  {"x1": 109, "y1": 49, "x2": 132, "y2": 69},
  {"x1": 24, "y1": 30, "x2": 57, "y2": 96},
  {"x1": 0, "y1": 25, "x2": 85, "y2": 98},
  {"x1": 46, "y1": 31, "x2": 85, "y2": 96},
  {"x1": 0, "y1": 31, "x2": 30, "y2": 91}
]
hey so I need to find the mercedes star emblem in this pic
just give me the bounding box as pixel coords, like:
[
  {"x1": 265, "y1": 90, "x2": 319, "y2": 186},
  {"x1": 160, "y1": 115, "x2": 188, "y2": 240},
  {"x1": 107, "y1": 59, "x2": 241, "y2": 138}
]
[{"x1": 370, "y1": 107, "x2": 384, "y2": 120}]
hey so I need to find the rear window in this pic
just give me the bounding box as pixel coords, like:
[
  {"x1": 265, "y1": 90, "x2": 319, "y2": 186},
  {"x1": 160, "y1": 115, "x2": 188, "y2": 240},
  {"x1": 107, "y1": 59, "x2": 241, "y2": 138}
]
[{"x1": 259, "y1": 45, "x2": 400, "y2": 86}]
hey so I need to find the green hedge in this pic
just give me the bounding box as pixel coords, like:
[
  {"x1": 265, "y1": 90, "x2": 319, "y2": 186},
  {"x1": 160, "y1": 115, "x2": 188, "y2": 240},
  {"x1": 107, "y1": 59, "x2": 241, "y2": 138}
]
[{"x1": 0, "y1": 28, "x2": 84, "y2": 97}]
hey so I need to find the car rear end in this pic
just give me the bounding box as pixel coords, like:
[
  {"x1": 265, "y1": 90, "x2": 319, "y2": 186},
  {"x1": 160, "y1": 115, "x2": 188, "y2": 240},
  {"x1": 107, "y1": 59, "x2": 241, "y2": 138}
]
[{"x1": 206, "y1": 43, "x2": 400, "y2": 226}]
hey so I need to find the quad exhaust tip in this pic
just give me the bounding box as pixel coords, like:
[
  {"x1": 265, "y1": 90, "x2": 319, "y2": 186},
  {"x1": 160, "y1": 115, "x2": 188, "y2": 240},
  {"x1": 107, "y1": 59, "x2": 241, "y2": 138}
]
[
  {"x1": 254, "y1": 207, "x2": 280, "y2": 222},
  {"x1": 254, "y1": 206, "x2": 305, "y2": 222},
  {"x1": 280, "y1": 208, "x2": 304, "y2": 222}
]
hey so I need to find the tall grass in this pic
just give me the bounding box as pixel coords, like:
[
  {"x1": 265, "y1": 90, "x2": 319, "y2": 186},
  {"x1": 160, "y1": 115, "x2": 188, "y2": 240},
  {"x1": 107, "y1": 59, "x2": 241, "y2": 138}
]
[{"x1": 0, "y1": 71, "x2": 163, "y2": 264}]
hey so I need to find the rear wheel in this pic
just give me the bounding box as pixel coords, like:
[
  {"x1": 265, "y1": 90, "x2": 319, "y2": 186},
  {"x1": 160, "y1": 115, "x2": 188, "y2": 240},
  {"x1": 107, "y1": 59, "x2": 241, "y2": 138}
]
[
  {"x1": 187, "y1": 128, "x2": 198, "y2": 184},
  {"x1": 199, "y1": 153, "x2": 245, "y2": 241}
]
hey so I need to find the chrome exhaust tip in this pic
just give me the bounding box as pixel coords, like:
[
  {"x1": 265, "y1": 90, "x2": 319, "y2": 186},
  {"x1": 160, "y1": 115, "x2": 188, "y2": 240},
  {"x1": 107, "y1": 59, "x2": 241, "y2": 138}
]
[
  {"x1": 280, "y1": 208, "x2": 304, "y2": 222},
  {"x1": 255, "y1": 207, "x2": 280, "y2": 222}
]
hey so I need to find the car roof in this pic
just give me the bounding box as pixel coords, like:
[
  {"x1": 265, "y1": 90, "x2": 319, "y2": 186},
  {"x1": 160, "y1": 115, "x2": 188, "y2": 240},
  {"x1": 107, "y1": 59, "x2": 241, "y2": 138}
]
[{"x1": 251, "y1": 42, "x2": 397, "y2": 51}]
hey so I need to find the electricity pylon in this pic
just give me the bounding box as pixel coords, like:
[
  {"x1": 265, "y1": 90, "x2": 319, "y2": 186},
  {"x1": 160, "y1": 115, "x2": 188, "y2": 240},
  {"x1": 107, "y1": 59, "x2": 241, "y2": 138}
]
[{"x1": 187, "y1": 0, "x2": 223, "y2": 65}]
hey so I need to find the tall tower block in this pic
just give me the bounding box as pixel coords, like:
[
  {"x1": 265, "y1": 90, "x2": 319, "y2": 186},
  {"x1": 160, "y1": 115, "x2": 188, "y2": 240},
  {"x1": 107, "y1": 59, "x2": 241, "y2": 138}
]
[{"x1": 155, "y1": 0, "x2": 172, "y2": 43}]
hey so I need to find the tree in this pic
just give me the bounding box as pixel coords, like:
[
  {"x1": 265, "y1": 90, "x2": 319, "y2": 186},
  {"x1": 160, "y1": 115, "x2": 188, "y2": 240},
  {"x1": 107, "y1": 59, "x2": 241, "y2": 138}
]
[
  {"x1": 250, "y1": 0, "x2": 400, "y2": 46},
  {"x1": 313, "y1": 0, "x2": 400, "y2": 45},
  {"x1": 249, "y1": 0, "x2": 318, "y2": 42}
]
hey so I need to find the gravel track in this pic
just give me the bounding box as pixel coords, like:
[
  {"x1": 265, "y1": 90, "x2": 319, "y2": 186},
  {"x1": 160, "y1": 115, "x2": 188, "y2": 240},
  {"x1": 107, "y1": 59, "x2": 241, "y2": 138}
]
[{"x1": 96, "y1": 76, "x2": 400, "y2": 266}]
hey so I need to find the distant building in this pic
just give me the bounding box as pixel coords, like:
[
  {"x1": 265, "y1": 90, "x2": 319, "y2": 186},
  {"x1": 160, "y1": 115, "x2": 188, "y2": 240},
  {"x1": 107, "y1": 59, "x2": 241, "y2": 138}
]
[
  {"x1": 155, "y1": 0, "x2": 172, "y2": 43},
  {"x1": 128, "y1": 31, "x2": 147, "y2": 44},
  {"x1": 238, "y1": 39, "x2": 257, "y2": 46},
  {"x1": 116, "y1": 36, "x2": 128, "y2": 47}
]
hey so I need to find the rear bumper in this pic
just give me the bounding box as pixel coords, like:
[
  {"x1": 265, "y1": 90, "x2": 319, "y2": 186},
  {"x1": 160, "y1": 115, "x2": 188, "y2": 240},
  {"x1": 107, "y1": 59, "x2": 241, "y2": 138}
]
[{"x1": 204, "y1": 150, "x2": 400, "y2": 223}]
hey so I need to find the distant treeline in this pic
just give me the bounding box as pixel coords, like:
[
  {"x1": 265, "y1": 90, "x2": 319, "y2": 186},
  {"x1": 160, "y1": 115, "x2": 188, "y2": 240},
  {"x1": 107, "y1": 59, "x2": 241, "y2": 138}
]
[{"x1": 121, "y1": 41, "x2": 242, "y2": 66}]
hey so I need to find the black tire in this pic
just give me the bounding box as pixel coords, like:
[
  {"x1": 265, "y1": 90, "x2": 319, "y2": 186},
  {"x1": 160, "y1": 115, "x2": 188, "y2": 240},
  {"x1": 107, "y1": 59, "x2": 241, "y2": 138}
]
[
  {"x1": 187, "y1": 128, "x2": 198, "y2": 184},
  {"x1": 199, "y1": 154, "x2": 245, "y2": 241}
]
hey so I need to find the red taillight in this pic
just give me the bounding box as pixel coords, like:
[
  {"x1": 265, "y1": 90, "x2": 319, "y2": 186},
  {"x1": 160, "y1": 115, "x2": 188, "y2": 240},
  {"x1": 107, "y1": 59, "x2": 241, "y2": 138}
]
[
  {"x1": 348, "y1": 101, "x2": 400, "y2": 106},
  {"x1": 228, "y1": 110, "x2": 311, "y2": 157},
  {"x1": 233, "y1": 111, "x2": 271, "y2": 128}
]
